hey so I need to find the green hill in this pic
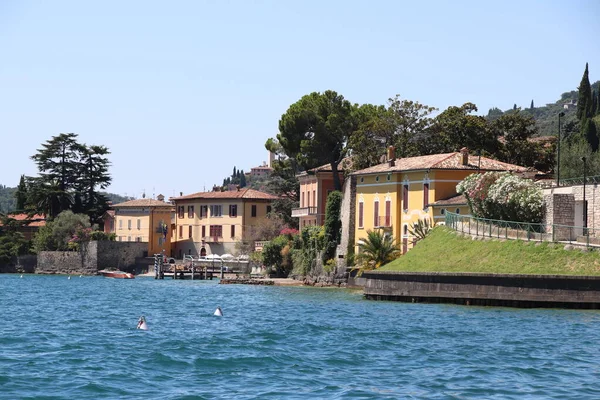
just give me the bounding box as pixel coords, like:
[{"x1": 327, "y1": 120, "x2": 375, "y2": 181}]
[
  {"x1": 380, "y1": 227, "x2": 600, "y2": 276},
  {"x1": 487, "y1": 81, "x2": 600, "y2": 138}
]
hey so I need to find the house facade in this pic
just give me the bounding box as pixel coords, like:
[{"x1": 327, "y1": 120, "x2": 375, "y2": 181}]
[
  {"x1": 292, "y1": 159, "x2": 350, "y2": 228},
  {"x1": 170, "y1": 188, "x2": 278, "y2": 258},
  {"x1": 111, "y1": 196, "x2": 174, "y2": 256},
  {"x1": 352, "y1": 148, "x2": 528, "y2": 254}
]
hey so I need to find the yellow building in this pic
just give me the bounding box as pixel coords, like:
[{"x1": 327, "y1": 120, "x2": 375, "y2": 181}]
[
  {"x1": 112, "y1": 196, "x2": 174, "y2": 256},
  {"x1": 352, "y1": 148, "x2": 528, "y2": 254},
  {"x1": 170, "y1": 188, "x2": 278, "y2": 258}
]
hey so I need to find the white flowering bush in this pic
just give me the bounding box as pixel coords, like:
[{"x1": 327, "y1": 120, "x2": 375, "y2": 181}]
[{"x1": 457, "y1": 172, "x2": 543, "y2": 223}]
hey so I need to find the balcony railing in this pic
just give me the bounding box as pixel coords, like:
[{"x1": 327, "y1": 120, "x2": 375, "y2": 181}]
[
  {"x1": 374, "y1": 216, "x2": 392, "y2": 228},
  {"x1": 291, "y1": 207, "x2": 318, "y2": 218}
]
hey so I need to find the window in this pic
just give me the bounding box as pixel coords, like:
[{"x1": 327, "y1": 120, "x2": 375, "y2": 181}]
[
  {"x1": 403, "y1": 184, "x2": 409, "y2": 211},
  {"x1": 188, "y1": 205, "x2": 194, "y2": 218},
  {"x1": 128, "y1": 220, "x2": 132, "y2": 230},
  {"x1": 360, "y1": 177, "x2": 364, "y2": 183},
  {"x1": 385, "y1": 200, "x2": 391, "y2": 227},
  {"x1": 137, "y1": 219, "x2": 141, "y2": 230},
  {"x1": 423, "y1": 183, "x2": 429, "y2": 210},
  {"x1": 119, "y1": 219, "x2": 122, "y2": 229},
  {"x1": 136, "y1": 237, "x2": 141, "y2": 242},
  {"x1": 374, "y1": 200, "x2": 379, "y2": 227},
  {"x1": 251, "y1": 205, "x2": 257, "y2": 217},
  {"x1": 441, "y1": 208, "x2": 446, "y2": 215},
  {"x1": 266, "y1": 205, "x2": 272, "y2": 214},
  {"x1": 229, "y1": 204, "x2": 237, "y2": 217},
  {"x1": 456, "y1": 208, "x2": 460, "y2": 214},
  {"x1": 209, "y1": 225, "x2": 223, "y2": 238},
  {"x1": 127, "y1": 236, "x2": 131, "y2": 242},
  {"x1": 188, "y1": 225, "x2": 192, "y2": 238},
  {"x1": 375, "y1": 176, "x2": 379, "y2": 182},
  {"x1": 110, "y1": 220, "x2": 114, "y2": 231},
  {"x1": 231, "y1": 225, "x2": 235, "y2": 238},
  {"x1": 210, "y1": 205, "x2": 222, "y2": 217},
  {"x1": 200, "y1": 205, "x2": 208, "y2": 218},
  {"x1": 301, "y1": 192, "x2": 305, "y2": 208},
  {"x1": 307, "y1": 191, "x2": 310, "y2": 207},
  {"x1": 179, "y1": 226, "x2": 183, "y2": 238},
  {"x1": 387, "y1": 174, "x2": 391, "y2": 181},
  {"x1": 178, "y1": 206, "x2": 184, "y2": 219},
  {"x1": 312, "y1": 190, "x2": 316, "y2": 209},
  {"x1": 202, "y1": 225, "x2": 206, "y2": 238},
  {"x1": 358, "y1": 201, "x2": 364, "y2": 228}
]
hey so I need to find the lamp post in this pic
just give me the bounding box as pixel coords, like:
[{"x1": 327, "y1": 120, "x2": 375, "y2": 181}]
[
  {"x1": 582, "y1": 156, "x2": 588, "y2": 237},
  {"x1": 556, "y1": 111, "x2": 565, "y2": 186}
]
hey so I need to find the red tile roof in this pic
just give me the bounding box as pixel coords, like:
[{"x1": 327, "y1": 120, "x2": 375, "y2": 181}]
[
  {"x1": 171, "y1": 188, "x2": 278, "y2": 201},
  {"x1": 352, "y1": 151, "x2": 530, "y2": 175},
  {"x1": 0, "y1": 213, "x2": 46, "y2": 227},
  {"x1": 112, "y1": 199, "x2": 175, "y2": 208},
  {"x1": 430, "y1": 194, "x2": 467, "y2": 207}
]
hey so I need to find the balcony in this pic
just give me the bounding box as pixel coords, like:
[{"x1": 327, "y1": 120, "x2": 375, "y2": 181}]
[
  {"x1": 374, "y1": 216, "x2": 392, "y2": 229},
  {"x1": 291, "y1": 206, "x2": 318, "y2": 218}
]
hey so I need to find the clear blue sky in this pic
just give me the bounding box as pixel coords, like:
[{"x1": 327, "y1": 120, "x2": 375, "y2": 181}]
[{"x1": 1, "y1": 0, "x2": 599, "y2": 198}]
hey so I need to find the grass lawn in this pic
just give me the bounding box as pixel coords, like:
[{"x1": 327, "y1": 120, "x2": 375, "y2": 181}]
[{"x1": 380, "y1": 226, "x2": 600, "y2": 276}]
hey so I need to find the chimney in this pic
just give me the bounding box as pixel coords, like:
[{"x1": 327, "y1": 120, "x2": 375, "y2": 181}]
[
  {"x1": 387, "y1": 145, "x2": 395, "y2": 167},
  {"x1": 460, "y1": 147, "x2": 469, "y2": 166},
  {"x1": 236, "y1": 185, "x2": 240, "y2": 191}
]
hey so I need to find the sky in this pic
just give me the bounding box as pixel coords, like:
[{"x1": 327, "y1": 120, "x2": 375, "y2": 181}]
[{"x1": 1, "y1": 0, "x2": 599, "y2": 199}]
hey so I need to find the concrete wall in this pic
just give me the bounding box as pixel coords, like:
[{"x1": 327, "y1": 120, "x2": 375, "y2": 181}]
[{"x1": 363, "y1": 271, "x2": 600, "y2": 308}]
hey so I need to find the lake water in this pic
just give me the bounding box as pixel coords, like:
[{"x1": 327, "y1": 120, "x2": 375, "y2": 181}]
[{"x1": 1, "y1": 274, "x2": 600, "y2": 399}]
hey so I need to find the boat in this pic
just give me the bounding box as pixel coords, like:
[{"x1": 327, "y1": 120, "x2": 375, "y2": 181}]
[{"x1": 99, "y1": 270, "x2": 135, "y2": 279}]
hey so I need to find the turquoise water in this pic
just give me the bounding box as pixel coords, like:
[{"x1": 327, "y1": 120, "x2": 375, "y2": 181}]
[{"x1": 1, "y1": 275, "x2": 600, "y2": 399}]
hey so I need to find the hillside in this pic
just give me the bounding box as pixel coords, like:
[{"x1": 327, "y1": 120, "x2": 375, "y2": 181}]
[
  {"x1": 487, "y1": 81, "x2": 600, "y2": 138},
  {"x1": 380, "y1": 227, "x2": 600, "y2": 276}
]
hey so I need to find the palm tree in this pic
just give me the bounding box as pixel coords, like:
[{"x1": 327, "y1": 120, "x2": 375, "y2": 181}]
[
  {"x1": 353, "y1": 230, "x2": 401, "y2": 275},
  {"x1": 408, "y1": 218, "x2": 433, "y2": 242}
]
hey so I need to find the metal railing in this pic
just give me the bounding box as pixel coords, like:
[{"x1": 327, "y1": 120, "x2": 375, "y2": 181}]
[
  {"x1": 560, "y1": 175, "x2": 600, "y2": 186},
  {"x1": 444, "y1": 212, "x2": 599, "y2": 248},
  {"x1": 291, "y1": 207, "x2": 318, "y2": 217}
]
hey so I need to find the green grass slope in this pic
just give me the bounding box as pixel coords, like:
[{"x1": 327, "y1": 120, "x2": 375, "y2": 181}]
[{"x1": 380, "y1": 227, "x2": 600, "y2": 276}]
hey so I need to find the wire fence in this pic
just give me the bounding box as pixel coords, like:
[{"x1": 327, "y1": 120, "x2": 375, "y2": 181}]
[{"x1": 444, "y1": 212, "x2": 599, "y2": 248}]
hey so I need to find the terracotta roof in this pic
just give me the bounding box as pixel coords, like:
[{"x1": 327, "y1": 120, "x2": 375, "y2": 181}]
[
  {"x1": 171, "y1": 188, "x2": 278, "y2": 201},
  {"x1": 351, "y1": 151, "x2": 529, "y2": 175},
  {"x1": 112, "y1": 199, "x2": 175, "y2": 208},
  {"x1": 297, "y1": 157, "x2": 353, "y2": 177},
  {"x1": 103, "y1": 210, "x2": 115, "y2": 218},
  {"x1": 430, "y1": 194, "x2": 467, "y2": 207},
  {"x1": 0, "y1": 213, "x2": 46, "y2": 227}
]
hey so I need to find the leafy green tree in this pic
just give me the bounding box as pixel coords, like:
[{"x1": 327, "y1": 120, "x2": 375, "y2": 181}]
[
  {"x1": 486, "y1": 107, "x2": 504, "y2": 122},
  {"x1": 15, "y1": 175, "x2": 27, "y2": 212},
  {"x1": 322, "y1": 191, "x2": 342, "y2": 262},
  {"x1": 353, "y1": 230, "x2": 401, "y2": 274},
  {"x1": 277, "y1": 90, "x2": 356, "y2": 191},
  {"x1": 577, "y1": 63, "x2": 593, "y2": 121},
  {"x1": 78, "y1": 145, "x2": 111, "y2": 224},
  {"x1": 492, "y1": 111, "x2": 543, "y2": 169},
  {"x1": 261, "y1": 235, "x2": 290, "y2": 277},
  {"x1": 264, "y1": 138, "x2": 300, "y2": 229},
  {"x1": 559, "y1": 137, "x2": 600, "y2": 180},
  {"x1": 32, "y1": 210, "x2": 91, "y2": 252},
  {"x1": 0, "y1": 215, "x2": 31, "y2": 264}
]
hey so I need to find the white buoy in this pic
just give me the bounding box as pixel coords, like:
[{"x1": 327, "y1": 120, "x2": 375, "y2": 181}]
[
  {"x1": 79, "y1": 275, "x2": 83, "y2": 278},
  {"x1": 214, "y1": 307, "x2": 223, "y2": 317},
  {"x1": 137, "y1": 316, "x2": 148, "y2": 330},
  {"x1": 20, "y1": 275, "x2": 23, "y2": 278},
  {"x1": 68, "y1": 276, "x2": 71, "y2": 280}
]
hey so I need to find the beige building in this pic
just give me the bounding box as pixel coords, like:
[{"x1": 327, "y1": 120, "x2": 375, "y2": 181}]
[
  {"x1": 170, "y1": 188, "x2": 278, "y2": 258},
  {"x1": 112, "y1": 196, "x2": 174, "y2": 256}
]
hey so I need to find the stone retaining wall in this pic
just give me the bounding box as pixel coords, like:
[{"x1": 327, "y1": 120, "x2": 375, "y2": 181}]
[{"x1": 363, "y1": 271, "x2": 600, "y2": 308}]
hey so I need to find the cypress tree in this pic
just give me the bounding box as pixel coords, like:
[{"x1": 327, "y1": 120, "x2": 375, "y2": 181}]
[
  {"x1": 592, "y1": 90, "x2": 598, "y2": 117},
  {"x1": 513, "y1": 104, "x2": 517, "y2": 110},
  {"x1": 15, "y1": 175, "x2": 27, "y2": 212},
  {"x1": 530, "y1": 99, "x2": 534, "y2": 109},
  {"x1": 583, "y1": 119, "x2": 599, "y2": 152},
  {"x1": 577, "y1": 63, "x2": 593, "y2": 121},
  {"x1": 322, "y1": 191, "x2": 342, "y2": 262},
  {"x1": 233, "y1": 166, "x2": 237, "y2": 178},
  {"x1": 240, "y1": 172, "x2": 247, "y2": 188}
]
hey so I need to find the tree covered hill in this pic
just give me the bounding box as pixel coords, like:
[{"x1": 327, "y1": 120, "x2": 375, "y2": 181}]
[
  {"x1": 0, "y1": 185, "x2": 133, "y2": 214},
  {"x1": 487, "y1": 81, "x2": 600, "y2": 138}
]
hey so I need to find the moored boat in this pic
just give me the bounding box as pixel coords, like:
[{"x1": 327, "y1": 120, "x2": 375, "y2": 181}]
[{"x1": 99, "y1": 270, "x2": 135, "y2": 279}]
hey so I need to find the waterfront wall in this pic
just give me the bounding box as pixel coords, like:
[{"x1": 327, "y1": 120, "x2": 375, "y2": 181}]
[
  {"x1": 363, "y1": 271, "x2": 600, "y2": 308},
  {"x1": 36, "y1": 241, "x2": 147, "y2": 275},
  {"x1": 337, "y1": 175, "x2": 357, "y2": 272},
  {"x1": 0, "y1": 255, "x2": 37, "y2": 274}
]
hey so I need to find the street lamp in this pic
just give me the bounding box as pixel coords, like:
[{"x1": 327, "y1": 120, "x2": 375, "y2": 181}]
[
  {"x1": 556, "y1": 111, "x2": 565, "y2": 186},
  {"x1": 582, "y1": 156, "x2": 588, "y2": 237}
]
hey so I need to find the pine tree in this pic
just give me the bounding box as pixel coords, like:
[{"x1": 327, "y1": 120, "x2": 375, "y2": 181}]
[
  {"x1": 530, "y1": 99, "x2": 534, "y2": 109},
  {"x1": 577, "y1": 63, "x2": 593, "y2": 121}
]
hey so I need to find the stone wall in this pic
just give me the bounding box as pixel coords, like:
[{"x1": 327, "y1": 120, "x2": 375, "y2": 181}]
[
  {"x1": 0, "y1": 255, "x2": 37, "y2": 273},
  {"x1": 36, "y1": 241, "x2": 147, "y2": 275},
  {"x1": 544, "y1": 184, "x2": 600, "y2": 233},
  {"x1": 337, "y1": 175, "x2": 356, "y2": 272},
  {"x1": 363, "y1": 271, "x2": 600, "y2": 308},
  {"x1": 543, "y1": 193, "x2": 575, "y2": 240}
]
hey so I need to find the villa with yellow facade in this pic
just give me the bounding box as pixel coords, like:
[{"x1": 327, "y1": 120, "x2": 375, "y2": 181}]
[
  {"x1": 170, "y1": 188, "x2": 278, "y2": 258},
  {"x1": 352, "y1": 148, "x2": 529, "y2": 254},
  {"x1": 110, "y1": 195, "x2": 174, "y2": 256}
]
